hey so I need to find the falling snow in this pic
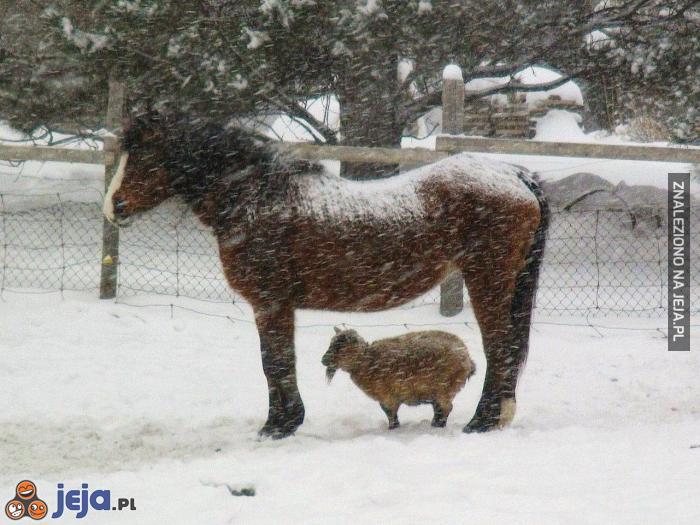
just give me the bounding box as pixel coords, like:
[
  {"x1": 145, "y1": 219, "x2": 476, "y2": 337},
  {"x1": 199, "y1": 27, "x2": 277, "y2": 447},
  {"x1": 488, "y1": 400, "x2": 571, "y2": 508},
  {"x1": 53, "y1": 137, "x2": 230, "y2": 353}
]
[{"x1": 2, "y1": 2, "x2": 699, "y2": 523}]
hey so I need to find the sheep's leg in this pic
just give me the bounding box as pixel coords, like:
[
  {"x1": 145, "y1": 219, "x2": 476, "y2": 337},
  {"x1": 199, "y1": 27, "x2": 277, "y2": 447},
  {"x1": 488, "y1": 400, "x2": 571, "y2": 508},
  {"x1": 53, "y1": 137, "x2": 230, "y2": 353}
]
[
  {"x1": 380, "y1": 403, "x2": 400, "y2": 429},
  {"x1": 431, "y1": 399, "x2": 452, "y2": 427},
  {"x1": 255, "y1": 304, "x2": 304, "y2": 439}
]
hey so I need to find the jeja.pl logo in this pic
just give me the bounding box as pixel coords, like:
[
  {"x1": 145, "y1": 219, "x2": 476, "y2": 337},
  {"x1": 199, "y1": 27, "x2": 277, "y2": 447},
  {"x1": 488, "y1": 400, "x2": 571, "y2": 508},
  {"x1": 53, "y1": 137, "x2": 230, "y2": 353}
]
[
  {"x1": 5, "y1": 480, "x2": 136, "y2": 520},
  {"x1": 4, "y1": 480, "x2": 48, "y2": 520}
]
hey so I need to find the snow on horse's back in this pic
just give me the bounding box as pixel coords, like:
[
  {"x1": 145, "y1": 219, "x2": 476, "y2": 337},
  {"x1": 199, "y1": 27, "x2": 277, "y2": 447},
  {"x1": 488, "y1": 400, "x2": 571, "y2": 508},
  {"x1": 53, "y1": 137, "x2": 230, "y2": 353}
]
[{"x1": 295, "y1": 154, "x2": 538, "y2": 223}]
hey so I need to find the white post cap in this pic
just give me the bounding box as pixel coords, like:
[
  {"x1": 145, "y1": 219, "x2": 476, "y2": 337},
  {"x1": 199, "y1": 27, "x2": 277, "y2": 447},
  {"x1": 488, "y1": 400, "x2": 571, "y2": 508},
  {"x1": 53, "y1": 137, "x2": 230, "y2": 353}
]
[{"x1": 442, "y1": 64, "x2": 463, "y2": 81}]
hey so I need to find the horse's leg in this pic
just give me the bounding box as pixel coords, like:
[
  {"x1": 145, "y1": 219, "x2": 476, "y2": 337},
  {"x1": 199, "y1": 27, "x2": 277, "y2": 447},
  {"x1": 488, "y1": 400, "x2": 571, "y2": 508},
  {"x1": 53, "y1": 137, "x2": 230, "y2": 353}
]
[
  {"x1": 255, "y1": 305, "x2": 305, "y2": 438},
  {"x1": 462, "y1": 227, "x2": 537, "y2": 433}
]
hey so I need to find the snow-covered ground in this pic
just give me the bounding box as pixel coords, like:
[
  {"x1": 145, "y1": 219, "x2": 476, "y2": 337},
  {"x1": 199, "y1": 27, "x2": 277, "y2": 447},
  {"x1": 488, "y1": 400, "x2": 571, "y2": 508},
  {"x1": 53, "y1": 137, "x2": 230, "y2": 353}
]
[{"x1": 1, "y1": 292, "x2": 698, "y2": 524}]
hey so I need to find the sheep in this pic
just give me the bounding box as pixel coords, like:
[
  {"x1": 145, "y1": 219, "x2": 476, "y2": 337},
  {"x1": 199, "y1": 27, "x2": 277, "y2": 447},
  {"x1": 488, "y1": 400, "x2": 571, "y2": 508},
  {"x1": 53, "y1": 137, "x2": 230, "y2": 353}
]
[{"x1": 322, "y1": 327, "x2": 476, "y2": 429}]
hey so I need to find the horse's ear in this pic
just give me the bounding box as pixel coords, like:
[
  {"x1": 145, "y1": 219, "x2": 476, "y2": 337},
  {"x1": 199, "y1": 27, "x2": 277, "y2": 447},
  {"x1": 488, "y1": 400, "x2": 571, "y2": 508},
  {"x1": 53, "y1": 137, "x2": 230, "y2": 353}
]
[{"x1": 333, "y1": 326, "x2": 342, "y2": 334}]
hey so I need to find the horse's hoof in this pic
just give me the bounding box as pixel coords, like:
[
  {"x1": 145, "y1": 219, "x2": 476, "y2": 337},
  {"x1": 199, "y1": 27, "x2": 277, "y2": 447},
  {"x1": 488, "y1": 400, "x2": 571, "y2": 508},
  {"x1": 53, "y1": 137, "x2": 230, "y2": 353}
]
[
  {"x1": 462, "y1": 419, "x2": 499, "y2": 433},
  {"x1": 431, "y1": 419, "x2": 447, "y2": 428},
  {"x1": 464, "y1": 398, "x2": 516, "y2": 433},
  {"x1": 258, "y1": 425, "x2": 297, "y2": 439},
  {"x1": 258, "y1": 409, "x2": 304, "y2": 439},
  {"x1": 258, "y1": 419, "x2": 301, "y2": 439}
]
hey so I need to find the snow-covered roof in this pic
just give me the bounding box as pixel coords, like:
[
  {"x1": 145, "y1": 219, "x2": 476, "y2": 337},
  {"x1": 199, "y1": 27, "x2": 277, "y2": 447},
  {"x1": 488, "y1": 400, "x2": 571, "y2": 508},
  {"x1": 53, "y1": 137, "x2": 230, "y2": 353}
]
[{"x1": 464, "y1": 65, "x2": 584, "y2": 107}]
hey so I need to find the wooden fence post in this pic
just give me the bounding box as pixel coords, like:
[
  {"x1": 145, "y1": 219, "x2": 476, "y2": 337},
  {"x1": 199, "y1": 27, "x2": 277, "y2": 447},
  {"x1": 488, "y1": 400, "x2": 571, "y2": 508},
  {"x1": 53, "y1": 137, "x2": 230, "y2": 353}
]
[
  {"x1": 99, "y1": 79, "x2": 125, "y2": 299},
  {"x1": 439, "y1": 64, "x2": 465, "y2": 317}
]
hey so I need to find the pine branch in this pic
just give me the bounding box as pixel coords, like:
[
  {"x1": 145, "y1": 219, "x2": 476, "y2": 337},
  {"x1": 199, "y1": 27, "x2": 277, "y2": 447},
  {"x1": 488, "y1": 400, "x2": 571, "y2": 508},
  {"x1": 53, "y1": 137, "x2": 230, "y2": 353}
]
[{"x1": 226, "y1": 46, "x2": 339, "y2": 145}]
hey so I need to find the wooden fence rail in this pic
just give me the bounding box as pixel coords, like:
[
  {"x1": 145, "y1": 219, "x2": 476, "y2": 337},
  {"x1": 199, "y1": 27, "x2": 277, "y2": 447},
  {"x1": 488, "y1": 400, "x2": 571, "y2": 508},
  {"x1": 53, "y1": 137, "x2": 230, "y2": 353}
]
[
  {"x1": 436, "y1": 135, "x2": 700, "y2": 164},
  {"x1": 275, "y1": 143, "x2": 446, "y2": 164},
  {"x1": 0, "y1": 144, "x2": 108, "y2": 164},
  {"x1": 2, "y1": 133, "x2": 696, "y2": 167},
  {"x1": 0, "y1": 63, "x2": 697, "y2": 313}
]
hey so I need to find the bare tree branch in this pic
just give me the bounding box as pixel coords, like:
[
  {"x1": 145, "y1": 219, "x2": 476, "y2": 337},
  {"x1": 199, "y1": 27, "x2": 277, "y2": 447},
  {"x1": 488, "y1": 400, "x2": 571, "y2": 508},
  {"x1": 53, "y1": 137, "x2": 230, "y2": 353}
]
[{"x1": 225, "y1": 45, "x2": 339, "y2": 145}]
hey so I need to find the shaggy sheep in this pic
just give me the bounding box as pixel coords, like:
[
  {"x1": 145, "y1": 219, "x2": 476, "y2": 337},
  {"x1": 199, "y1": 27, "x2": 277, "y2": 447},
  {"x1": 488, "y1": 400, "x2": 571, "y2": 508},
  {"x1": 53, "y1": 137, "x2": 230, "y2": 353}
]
[{"x1": 322, "y1": 328, "x2": 476, "y2": 429}]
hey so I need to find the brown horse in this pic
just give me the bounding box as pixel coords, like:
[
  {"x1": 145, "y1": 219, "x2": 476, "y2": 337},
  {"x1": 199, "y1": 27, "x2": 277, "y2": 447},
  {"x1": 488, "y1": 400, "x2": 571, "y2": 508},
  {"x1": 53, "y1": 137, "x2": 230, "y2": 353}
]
[{"x1": 103, "y1": 112, "x2": 549, "y2": 438}]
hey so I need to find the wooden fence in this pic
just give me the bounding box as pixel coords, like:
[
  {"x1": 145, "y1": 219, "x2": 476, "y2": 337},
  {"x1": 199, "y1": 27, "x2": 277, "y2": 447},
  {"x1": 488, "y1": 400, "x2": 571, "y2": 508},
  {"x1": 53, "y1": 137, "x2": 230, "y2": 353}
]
[{"x1": 1, "y1": 64, "x2": 698, "y2": 314}]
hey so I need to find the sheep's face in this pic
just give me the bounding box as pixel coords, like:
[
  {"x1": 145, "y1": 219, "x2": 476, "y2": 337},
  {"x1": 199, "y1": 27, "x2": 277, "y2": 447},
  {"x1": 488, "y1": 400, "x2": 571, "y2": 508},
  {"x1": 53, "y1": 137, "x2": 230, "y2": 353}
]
[{"x1": 322, "y1": 328, "x2": 366, "y2": 382}]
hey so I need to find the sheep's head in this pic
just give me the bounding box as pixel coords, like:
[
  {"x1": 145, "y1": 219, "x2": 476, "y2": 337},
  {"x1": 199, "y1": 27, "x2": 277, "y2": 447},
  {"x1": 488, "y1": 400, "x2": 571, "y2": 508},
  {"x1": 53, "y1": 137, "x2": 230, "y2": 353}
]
[{"x1": 322, "y1": 327, "x2": 366, "y2": 383}]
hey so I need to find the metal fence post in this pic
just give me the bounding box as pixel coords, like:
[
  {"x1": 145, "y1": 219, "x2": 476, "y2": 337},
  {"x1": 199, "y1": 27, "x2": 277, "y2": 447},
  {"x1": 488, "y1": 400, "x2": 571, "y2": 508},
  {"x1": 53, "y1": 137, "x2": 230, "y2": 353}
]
[
  {"x1": 99, "y1": 79, "x2": 125, "y2": 299},
  {"x1": 439, "y1": 64, "x2": 465, "y2": 317}
]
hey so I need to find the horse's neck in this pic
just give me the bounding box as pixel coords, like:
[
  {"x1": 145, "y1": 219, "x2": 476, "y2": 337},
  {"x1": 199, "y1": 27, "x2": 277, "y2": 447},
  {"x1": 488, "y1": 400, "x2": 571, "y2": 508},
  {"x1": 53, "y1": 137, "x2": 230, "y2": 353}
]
[
  {"x1": 165, "y1": 128, "x2": 267, "y2": 222},
  {"x1": 183, "y1": 166, "x2": 265, "y2": 229},
  {"x1": 183, "y1": 177, "x2": 233, "y2": 229},
  {"x1": 177, "y1": 153, "x2": 315, "y2": 229}
]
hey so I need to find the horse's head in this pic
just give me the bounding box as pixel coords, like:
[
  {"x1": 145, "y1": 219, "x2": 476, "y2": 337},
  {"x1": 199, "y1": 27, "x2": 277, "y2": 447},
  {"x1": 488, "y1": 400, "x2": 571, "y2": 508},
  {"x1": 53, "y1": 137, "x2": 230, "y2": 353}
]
[{"x1": 103, "y1": 112, "x2": 174, "y2": 226}]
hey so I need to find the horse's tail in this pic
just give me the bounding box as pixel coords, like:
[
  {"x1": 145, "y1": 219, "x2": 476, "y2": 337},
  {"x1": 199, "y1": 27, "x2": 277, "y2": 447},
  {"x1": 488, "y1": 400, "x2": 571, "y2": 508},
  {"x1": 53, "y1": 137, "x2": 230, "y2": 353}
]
[{"x1": 510, "y1": 172, "x2": 550, "y2": 375}]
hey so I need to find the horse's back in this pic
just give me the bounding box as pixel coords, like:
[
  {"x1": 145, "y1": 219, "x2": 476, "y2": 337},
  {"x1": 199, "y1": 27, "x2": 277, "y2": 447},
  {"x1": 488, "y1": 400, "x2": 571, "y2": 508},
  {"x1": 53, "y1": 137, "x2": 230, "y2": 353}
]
[{"x1": 293, "y1": 153, "x2": 538, "y2": 224}]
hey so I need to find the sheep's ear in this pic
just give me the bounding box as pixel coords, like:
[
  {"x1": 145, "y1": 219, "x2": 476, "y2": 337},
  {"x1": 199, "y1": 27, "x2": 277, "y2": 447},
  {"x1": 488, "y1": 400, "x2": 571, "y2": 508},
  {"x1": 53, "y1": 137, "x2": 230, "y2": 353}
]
[{"x1": 334, "y1": 326, "x2": 342, "y2": 334}]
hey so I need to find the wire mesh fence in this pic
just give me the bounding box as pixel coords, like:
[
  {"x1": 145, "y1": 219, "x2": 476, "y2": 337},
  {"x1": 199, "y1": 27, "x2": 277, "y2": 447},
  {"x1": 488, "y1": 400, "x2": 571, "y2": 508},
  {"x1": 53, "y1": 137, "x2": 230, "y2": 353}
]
[
  {"x1": 0, "y1": 192, "x2": 697, "y2": 316},
  {"x1": 0, "y1": 193, "x2": 102, "y2": 294}
]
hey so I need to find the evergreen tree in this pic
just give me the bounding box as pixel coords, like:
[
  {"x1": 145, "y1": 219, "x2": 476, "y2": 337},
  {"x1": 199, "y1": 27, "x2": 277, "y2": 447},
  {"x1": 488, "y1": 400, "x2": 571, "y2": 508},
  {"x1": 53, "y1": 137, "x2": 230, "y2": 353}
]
[{"x1": 1, "y1": 1, "x2": 697, "y2": 176}]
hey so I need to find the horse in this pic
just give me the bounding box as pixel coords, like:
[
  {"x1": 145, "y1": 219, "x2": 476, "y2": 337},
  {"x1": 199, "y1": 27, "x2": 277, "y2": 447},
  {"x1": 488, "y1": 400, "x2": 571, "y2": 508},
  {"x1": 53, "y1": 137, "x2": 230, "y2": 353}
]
[{"x1": 103, "y1": 111, "x2": 549, "y2": 438}]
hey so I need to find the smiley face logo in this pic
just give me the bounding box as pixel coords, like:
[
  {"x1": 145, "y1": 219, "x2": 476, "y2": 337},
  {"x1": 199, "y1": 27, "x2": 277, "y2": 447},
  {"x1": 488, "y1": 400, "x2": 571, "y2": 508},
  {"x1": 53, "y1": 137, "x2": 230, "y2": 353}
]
[
  {"x1": 5, "y1": 499, "x2": 25, "y2": 520},
  {"x1": 27, "y1": 499, "x2": 47, "y2": 520},
  {"x1": 5, "y1": 480, "x2": 47, "y2": 520},
  {"x1": 15, "y1": 481, "x2": 36, "y2": 501}
]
